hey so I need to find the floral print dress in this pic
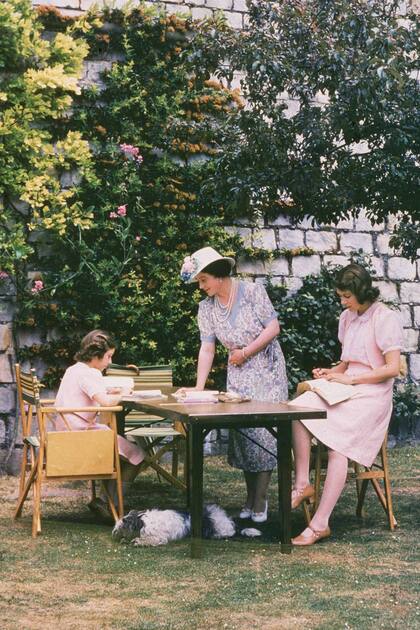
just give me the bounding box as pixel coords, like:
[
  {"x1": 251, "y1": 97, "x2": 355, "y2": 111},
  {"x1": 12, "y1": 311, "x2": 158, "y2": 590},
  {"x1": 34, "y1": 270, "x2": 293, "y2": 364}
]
[{"x1": 198, "y1": 281, "x2": 288, "y2": 471}]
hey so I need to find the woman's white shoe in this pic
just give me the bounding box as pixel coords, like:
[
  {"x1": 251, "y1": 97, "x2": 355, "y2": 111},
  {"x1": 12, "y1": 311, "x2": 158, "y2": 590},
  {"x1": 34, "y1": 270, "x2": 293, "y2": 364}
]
[
  {"x1": 251, "y1": 501, "x2": 268, "y2": 523},
  {"x1": 239, "y1": 506, "x2": 253, "y2": 519}
]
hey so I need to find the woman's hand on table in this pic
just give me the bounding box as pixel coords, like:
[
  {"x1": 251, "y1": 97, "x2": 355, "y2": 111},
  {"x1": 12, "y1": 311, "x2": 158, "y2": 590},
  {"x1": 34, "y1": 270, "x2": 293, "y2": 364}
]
[
  {"x1": 174, "y1": 386, "x2": 203, "y2": 396},
  {"x1": 229, "y1": 348, "x2": 248, "y2": 367}
]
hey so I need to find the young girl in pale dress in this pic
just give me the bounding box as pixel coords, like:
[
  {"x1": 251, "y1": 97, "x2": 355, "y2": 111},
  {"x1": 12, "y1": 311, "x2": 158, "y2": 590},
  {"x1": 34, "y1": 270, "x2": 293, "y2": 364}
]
[
  {"x1": 55, "y1": 330, "x2": 145, "y2": 518},
  {"x1": 289, "y1": 264, "x2": 403, "y2": 545}
]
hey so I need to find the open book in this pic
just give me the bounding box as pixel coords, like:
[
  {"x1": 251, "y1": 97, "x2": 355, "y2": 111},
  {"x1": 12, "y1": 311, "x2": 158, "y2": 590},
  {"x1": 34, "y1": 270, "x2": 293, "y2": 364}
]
[{"x1": 295, "y1": 379, "x2": 355, "y2": 406}]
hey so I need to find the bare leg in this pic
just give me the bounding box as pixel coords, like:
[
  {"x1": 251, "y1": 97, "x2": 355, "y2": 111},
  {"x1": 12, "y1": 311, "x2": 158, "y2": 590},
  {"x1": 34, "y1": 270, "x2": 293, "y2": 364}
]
[
  {"x1": 121, "y1": 460, "x2": 141, "y2": 482},
  {"x1": 297, "y1": 449, "x2": 348, "y2": 537},
  {"x1": 253, "y1": 471, "x2": 272, "y2": 512},
  {"x1": 292, "y1": 420, "x2": 312, "y2": 488},
  {"x1": 101, "y1": 460, "x2": 141, "y2": 504}
]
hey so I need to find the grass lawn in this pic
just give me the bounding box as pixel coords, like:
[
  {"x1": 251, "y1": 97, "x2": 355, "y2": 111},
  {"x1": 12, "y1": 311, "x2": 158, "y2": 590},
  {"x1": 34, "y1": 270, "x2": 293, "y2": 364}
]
[{"x1": 0, "y1": 446, "x2": 419, "y2": 630}]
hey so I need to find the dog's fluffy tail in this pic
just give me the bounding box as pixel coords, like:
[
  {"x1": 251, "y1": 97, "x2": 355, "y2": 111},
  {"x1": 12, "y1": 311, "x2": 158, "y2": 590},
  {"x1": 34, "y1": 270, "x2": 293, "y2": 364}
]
[{"x1": 203, "y1": 503, "x2": 236, "y2": 538}]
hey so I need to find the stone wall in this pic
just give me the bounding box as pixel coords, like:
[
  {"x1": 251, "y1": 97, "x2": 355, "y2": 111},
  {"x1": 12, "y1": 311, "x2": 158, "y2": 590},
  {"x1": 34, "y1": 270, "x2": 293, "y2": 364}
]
[
  {"x1": 0, "y1": 279, "x2": 17, "y2": 474},
  {"x1": 31, "y1": 0, "x2": 420, "y2": 24},
  {"x1": 33, "y1": 0, "x2": 250, "y2": 28},
  {"x1": 227, "y1": 213, "x2": 419, "y2": 381},
  {"x1": 1, "y1": 0, "x2": 418, "y2": 472}
]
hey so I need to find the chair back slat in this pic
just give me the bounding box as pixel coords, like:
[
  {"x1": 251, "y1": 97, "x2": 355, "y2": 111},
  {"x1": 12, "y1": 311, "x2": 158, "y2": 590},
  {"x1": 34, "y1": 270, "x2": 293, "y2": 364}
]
[
  {"x1": 19, "y1": 373, "x2": 41, "y2": 405},
  {"x1": 16, "y1": 365, "x2": 41, "y2": 406},
  {"x1": 106, "y1": 363, "x2": 173, "y2": 390}
]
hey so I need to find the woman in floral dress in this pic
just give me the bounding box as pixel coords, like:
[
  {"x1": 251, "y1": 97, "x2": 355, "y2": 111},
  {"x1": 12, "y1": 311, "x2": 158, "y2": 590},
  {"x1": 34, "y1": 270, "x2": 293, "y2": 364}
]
[{"x1": 179, "y1": 247, "x2": 288, "y2": 523}]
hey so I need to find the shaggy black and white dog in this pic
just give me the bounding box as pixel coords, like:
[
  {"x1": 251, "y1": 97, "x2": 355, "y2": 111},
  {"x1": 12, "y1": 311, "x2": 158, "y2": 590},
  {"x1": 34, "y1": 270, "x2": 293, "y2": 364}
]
[{"x1": 112, "y1": 504, "x2": 261, "y2": 547}]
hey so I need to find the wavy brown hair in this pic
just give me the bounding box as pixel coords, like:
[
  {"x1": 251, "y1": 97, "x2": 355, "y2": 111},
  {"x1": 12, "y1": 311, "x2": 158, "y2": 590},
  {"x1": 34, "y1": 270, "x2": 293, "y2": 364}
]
[
  {"x1": 335, "y1": 263, "x2": 380, "y2": 304},
  {"x1": 74, "y1": 329, "x2": 116, "y2": 362}
]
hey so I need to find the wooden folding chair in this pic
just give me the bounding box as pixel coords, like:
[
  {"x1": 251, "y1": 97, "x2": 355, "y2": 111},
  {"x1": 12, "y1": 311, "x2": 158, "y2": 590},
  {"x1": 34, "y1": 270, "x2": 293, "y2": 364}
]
[
  {"x1": 104, "y1": 363, "x2": 187, "y2": 491},
  {"x1": 303, "y1": 435, "x2": 397, "y2": 530},
  {"x1": 14, "y1": 364, "x2": 124, "y2": 537}
]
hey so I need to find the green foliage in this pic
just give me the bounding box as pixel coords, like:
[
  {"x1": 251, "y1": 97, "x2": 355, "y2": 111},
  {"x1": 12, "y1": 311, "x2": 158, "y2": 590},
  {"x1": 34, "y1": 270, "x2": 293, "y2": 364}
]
[
  {"x1": 11, "y1": 4, "x2": 241, "y2": 387},
  {"x1": 390, "y1": 383, "x2": 420, "y2": 442},
  {"x1": 0, "y1": 0, "x2": 92, "y2": 276},
  {"x1": 195, "y1": 0, "x2": 420, "y2": 258},
  {"x1": 389, "y1": 219, "x2": 420, "y2": 262},
  {"x1": 239, "y1": 246, "x2": 315, "y2": 262},
  {"x1": 267, "y1": 265, "x2": 342, "y2": 393}
]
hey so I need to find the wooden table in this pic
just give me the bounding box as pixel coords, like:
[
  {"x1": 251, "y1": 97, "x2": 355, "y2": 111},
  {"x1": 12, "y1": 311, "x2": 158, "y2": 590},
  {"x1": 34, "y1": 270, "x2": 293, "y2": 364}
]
[{"x1": 122, "y1": 396, "x2": 326, "y2": 558}]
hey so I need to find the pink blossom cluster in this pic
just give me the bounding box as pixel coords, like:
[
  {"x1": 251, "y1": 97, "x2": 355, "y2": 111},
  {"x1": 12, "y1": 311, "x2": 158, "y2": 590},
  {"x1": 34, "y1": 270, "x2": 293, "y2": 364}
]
[
  {"x1": 31, "y1": 280, "x2": 44, "y2": 293},
  {"x1": 109, "y1": 205, "x2": 127, "y2": 219},
  {"x1": 119, "y1": 144, "x2": 144, "y2": 164},
  {"x1": 0, "y1": 271, "x2": 8, "y2": 280}
]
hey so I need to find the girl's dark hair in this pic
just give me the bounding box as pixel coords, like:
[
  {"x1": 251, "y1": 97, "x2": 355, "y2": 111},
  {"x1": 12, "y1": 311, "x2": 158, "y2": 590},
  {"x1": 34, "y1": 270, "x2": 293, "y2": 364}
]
[
  {"x1": 335, "y1": 263, "x2": 380, "y2": 304},
  {"x1": 201, "y1": 259, "x2": 233, "y2": 278},
  {"x1": 74, "y1": 329, "x2": 116, "y2": 362}
]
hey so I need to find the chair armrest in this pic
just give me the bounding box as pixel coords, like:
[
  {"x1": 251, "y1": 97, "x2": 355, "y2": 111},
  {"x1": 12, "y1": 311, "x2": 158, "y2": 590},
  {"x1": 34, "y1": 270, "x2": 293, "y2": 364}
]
[{"x1": 40, "y1": 398, "x2": 56, "y2": 404}]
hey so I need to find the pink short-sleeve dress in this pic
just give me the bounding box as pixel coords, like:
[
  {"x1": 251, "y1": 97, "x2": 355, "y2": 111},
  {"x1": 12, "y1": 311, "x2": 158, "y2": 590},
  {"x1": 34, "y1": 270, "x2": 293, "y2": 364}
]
[
  {"x1": 289, "y1": 302, "x2": 403, "y2": 466},
  {"x1": 54, "y1": 362, "x2": 144, "y2": 466}
]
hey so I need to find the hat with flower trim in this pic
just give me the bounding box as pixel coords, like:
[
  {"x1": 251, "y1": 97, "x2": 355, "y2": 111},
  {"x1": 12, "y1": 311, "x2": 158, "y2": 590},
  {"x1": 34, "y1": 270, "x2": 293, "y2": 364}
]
[{"x1": 180, "y1": 247, "x2": 235, "y2": 283}]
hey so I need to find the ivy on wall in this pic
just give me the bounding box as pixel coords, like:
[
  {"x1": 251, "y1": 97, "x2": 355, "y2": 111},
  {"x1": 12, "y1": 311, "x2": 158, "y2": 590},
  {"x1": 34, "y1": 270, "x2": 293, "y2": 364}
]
[
  {"x1": 4, "y1": 2, "x2": 241, "y2": 388},
  {"x1": 0, "y1": 0, "x2": 93, "y2": 279}
]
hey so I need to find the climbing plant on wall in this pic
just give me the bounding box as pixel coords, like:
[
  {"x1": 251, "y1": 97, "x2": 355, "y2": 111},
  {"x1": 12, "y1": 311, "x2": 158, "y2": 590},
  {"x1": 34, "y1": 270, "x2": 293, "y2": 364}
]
[
  {"x1": 0, "y1": 0, "x2": 92, "y2": 279},
  {"x1": 10, "y1": 3, "x2": 241, "y2": 387}
]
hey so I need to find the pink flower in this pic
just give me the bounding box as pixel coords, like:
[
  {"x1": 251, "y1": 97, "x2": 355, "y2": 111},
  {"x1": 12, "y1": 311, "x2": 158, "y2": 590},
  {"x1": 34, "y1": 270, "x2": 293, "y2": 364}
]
[
  {"x1": 135, "y1": 235, "x2": 141, "y2": 241},
  {"x1": 120, "y1": 143, "x2": 139, "y2": 157},
  {"x1": 31, "y1": 280, "x2": 44, "y2": 293},
  {"x1": 117, "y1": 205, "x2": 127, "y2": 216},
  {"x1": 109, "y1": 211, "x2": 118, "y2": 218},
  {"x1": 119, "y1": 143, "x2": 143, "y2": 164},
  {"x1": 0, "y1": 271, "x2": 8, "y2": 280}
]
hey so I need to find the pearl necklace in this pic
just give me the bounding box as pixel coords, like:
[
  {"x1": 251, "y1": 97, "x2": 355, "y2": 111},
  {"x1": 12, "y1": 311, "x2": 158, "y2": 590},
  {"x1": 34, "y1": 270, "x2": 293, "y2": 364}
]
[{"x1": 214, "y1": 280, "x2": 236, "y2": 324}]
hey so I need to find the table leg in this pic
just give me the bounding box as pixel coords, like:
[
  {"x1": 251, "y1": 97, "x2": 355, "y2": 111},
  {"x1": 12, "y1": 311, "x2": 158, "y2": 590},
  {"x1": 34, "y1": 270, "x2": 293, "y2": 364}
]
[
  {"x1": 277, "y1": 420, "x2": 292, "y2": 553},
  {"x1": 116, "y1": 409, "x2": 126, "y2": 436},
  {"x1": 190, "y1": 424, "x2": 204, "y2": 559}
]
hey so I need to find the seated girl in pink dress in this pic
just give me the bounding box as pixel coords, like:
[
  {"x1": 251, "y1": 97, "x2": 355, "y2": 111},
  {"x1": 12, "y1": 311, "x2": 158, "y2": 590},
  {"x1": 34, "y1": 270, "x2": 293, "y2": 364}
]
[
  {"x1": 289, "y1": 263, "x2": 403, "y2": 545},
  {"x1": 55, "y1": 330, "x2": 145, "y2": 518}
]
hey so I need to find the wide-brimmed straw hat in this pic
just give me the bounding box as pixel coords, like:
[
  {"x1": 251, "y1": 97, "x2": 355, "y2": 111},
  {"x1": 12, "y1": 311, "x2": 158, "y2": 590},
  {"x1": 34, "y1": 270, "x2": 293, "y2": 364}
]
[{"x1": 180, "y1": 246, "x2": 235, "y2": 283}]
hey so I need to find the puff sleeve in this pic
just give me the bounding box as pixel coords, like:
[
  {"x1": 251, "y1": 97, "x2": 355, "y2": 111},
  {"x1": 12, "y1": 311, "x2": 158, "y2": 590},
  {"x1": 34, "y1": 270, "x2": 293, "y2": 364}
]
[{"x1": 374, "y1": 307, "x2": 404, "y2": 355}]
